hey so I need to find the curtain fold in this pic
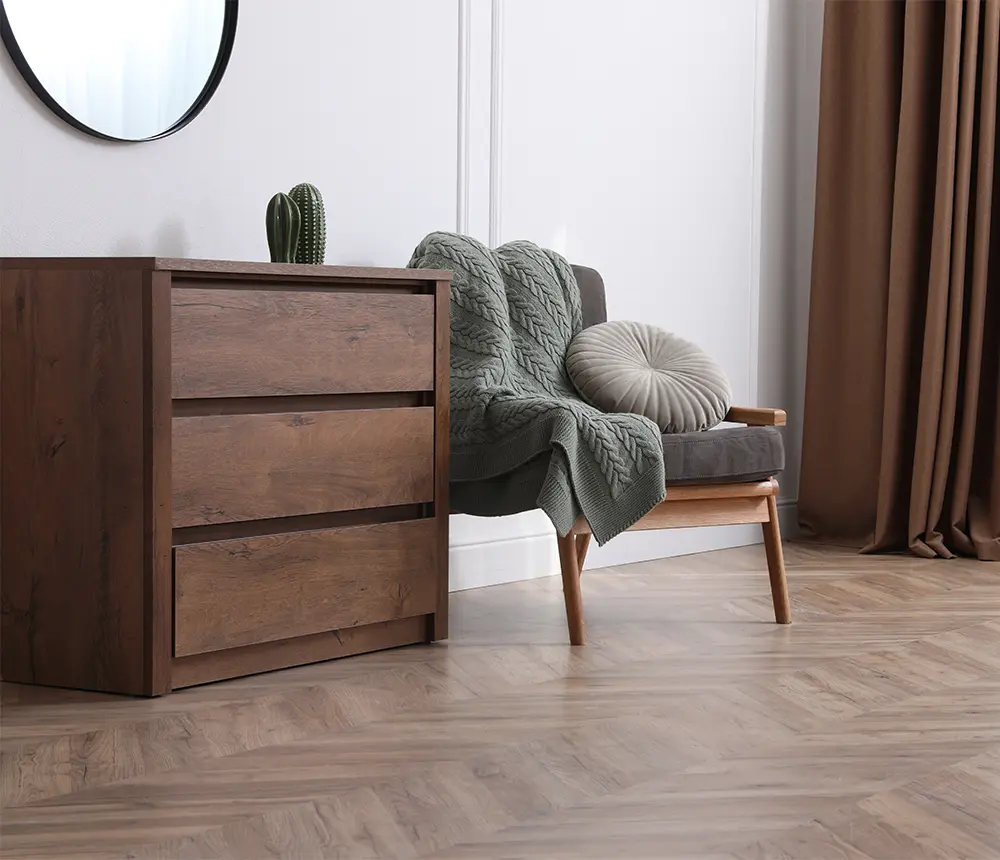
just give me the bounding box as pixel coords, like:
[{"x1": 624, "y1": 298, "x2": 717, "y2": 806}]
[{"x1": 800, "y1": 0, "x2": 1000, "y2": 561}]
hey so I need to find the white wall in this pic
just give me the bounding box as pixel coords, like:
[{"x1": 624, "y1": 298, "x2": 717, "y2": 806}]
[
  {"x1": 0, "y1": 0, "x2": 824, "y2": 591},
  {"x1": 454, "y1": 0, "x2": 824, "y2": 584},
  {"x1": 757, "y1": 0, "x2": 824, "y2": 511},
  {"x1": 0, "y1": 0, "x2": 459, "y2": 263}
]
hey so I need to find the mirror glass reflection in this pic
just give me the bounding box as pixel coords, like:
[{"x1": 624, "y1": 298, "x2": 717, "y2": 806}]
[{"x1": 2, "y1": 0, "x2": 231, "y2": 141}]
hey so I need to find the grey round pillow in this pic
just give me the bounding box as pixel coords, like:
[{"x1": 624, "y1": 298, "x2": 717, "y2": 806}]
[{"x1": 566, "y1": 321, "x2": 731, "y2": 433}]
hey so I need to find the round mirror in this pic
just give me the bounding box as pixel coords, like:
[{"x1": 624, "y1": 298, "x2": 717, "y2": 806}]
[{"x1": 0, "y1": 0, "x2": 237, "y2": 142}]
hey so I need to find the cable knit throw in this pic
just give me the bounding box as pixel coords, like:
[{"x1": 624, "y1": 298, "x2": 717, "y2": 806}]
[{"x1": 408, "y1": 232, "x2": 665, "y2": 544}]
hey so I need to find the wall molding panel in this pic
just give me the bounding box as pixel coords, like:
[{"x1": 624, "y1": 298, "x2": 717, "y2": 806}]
[
  {"x1": 456, "y1": 0, "x2": 471, "y2": 234},
  {"x1": 488, "y1": 0, "x2": 504, "y2": 247},
  {"x1": 447, "y1": 0, "x2": 778, "y2": 591},
  {"x1": 748, "y1": 0, "x2": 770, "y2": 409}
]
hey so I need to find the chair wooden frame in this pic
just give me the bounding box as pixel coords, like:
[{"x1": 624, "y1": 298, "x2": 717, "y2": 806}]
[{"x1": 556, "y1": 406, "x2": 791, "y2": 645}]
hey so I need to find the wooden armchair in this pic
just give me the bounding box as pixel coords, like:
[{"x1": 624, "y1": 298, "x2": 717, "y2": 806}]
[
  {"x1": 449, "y1": 264, "x2": 790, "y2": 645},
  {"x1": 557, "y1": 404, "x2": 789, "y2": 646},
  {"x1": 553, "y1": 266, "x2": 790, "y2": 645}
]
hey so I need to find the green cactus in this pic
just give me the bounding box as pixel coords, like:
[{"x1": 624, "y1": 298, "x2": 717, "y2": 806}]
[
  {"x1": 265, "y1": 192, "x2": 301, "y2": 263},
  {"x1": 289, "y1": 182, "x2": 326, "y2": 264}
]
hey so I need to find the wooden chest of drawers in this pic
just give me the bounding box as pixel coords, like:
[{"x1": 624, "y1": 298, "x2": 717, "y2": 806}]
[{"x1": 0, "y1": 258, "x2": 451, "y2": 695}]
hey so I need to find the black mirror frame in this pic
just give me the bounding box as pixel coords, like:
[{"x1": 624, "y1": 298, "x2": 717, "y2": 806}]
[{"x1": 0, "y1": 0, "x2": 238, "y2": 142}]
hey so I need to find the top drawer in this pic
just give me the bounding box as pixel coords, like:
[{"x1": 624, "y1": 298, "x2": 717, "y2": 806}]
[{"x1": 171, "y1": 286, "x2": 435, "y2": 398}]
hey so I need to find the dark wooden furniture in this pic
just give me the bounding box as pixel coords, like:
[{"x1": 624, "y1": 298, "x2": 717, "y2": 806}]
[{"x1": 0, "y1": 258, "x2": 451, "y2": 695}]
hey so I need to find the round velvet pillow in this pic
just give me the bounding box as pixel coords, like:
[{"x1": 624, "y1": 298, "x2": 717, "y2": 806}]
[{"x1": 566, "y1": 321, "x2": 731, "y2": 433}]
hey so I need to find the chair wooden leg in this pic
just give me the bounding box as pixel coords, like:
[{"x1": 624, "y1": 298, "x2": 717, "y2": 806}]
[
  {"x1": 557, "y1": 533, "x2": 586, "y2": 645},
  {"x1": 762, "y1": 493, "x2": 791, "y2": 624}
]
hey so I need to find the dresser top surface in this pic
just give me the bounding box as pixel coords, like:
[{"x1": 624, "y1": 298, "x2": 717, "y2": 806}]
[{"x1": 0, "y1": 257, "x2": 452, "y2": 281}]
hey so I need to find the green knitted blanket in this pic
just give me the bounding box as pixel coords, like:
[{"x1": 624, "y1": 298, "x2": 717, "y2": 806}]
[{"x1": 408, "y1": 232, "x2": 666, "y2": 544}]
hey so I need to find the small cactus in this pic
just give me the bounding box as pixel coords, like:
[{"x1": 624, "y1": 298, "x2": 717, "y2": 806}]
[
  {"x1": 289, "y1": 182, "x2": 326, "y2": 264},
  {"x1": 265, "y1": 192, "x2": 301, "y2": 263}
]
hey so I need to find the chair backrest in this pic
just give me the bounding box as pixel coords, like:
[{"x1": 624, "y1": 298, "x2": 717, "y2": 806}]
[{"x1": 572, "y1": 265, "x2": 607, "y2": 329}]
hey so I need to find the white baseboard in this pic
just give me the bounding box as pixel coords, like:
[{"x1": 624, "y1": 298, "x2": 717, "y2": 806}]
[
  {"x1": 448, "y1": 500, "x2": 799, "y2": 591},
  {"x1": 450, "y1": 531, "x2": 559, "y2": 592}
]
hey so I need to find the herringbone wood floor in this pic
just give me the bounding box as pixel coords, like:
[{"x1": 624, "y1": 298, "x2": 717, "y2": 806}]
[{"x1": 2, "y1": 542, "x2": 999, "y2": 859}]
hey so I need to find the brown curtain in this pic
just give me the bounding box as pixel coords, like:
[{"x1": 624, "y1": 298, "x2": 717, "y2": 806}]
[{"x1": 800, "y1": 0, "x2": 1000, "y2": 561}]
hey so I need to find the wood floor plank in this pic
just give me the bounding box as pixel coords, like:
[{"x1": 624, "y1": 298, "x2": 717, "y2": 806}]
[{"x1": 2, "y1": 543, "x2": 999, "y2": 859}]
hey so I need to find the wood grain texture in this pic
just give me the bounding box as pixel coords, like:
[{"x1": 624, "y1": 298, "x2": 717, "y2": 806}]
[
  {"x1": 3, "y1": 543, "x2": 1000, "y2": 858},
  {"x1": 172, "y1": 616, "x2": 429, "y2": 688},
  {"x1": 664, "y1": 479, "x2": 777, "y2": 501},
  {"x1": 174, "y1": 520, "x2": 438, "y2": 656},
  {"x1": 557, "y1": 534, "x2": 586, "y2": 646},
  {"x1": 1, "y1": 258, "x2": 449, "y2": 695},
  {"x1": 171, "y1": 287, "x2": 435, "y2": 398},
  {"x1": 763, "y1": 494, "x2": 792, "y2": 624},
  {"x1": 156, "y1": 258, "x2": 451, "y2": 281},
  {"x1": 172, "y1": 407, "x2": 435, "y2": 527},
  {"x1": 0, "y1": 266, "x2": 154, "y2": 695},
  {"x1": 725, "y1": 406, "x2": 787, "y2": 426},
  {"x1": 0, "y1": 258, "x2": 452, "y2": 282},
  {"x1": 431, "y1": 279, "x2": 450, "y2": 641},
  {"x1": 143, "y1": 270, "x2": 173, "y2": 694},
  {"x1": 572, "y1": 497, "x2": 770, "y2": 534}
]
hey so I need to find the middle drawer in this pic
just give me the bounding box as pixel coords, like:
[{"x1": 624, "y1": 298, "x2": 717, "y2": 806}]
[{"x1": 172, "y1": 407, "x2": 434, "y2": 527}]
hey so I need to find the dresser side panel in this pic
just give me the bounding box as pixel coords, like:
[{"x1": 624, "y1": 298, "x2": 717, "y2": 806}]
[{"x1": 1, "y1": 264, "x2": 152, "y2": 694}]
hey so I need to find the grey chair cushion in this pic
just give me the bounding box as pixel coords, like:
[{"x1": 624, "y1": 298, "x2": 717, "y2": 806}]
[
  {"x1": 451, "y1": 425, "x2": 785, "y2": 516},
  {"x1": 566, "y1": 320, "x2": 732, "y2": 433},
  {"x1": 662, "y1": 425, "x2": 784, "y2": 486}
]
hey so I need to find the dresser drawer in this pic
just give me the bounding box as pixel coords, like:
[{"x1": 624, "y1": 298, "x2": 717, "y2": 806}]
[
  {"x1": 171, "y1": 287, "x2": 435, "y2": 398},
  {"x1": 174, "y1": 519, "x2": 437, "y2": 656},
  {"x1": 172, "y1": 408, "x2": 434, "y2": 527}
]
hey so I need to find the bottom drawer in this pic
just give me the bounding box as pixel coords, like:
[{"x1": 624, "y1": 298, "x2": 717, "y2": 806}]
[{"x1": 174, "y1": 519, "x2": 438, "y2": 657}]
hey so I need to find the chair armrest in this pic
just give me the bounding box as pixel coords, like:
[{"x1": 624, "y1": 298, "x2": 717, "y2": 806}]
[{"x1": 725, "y1": 406, "x2": 786, "y2": 427}]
